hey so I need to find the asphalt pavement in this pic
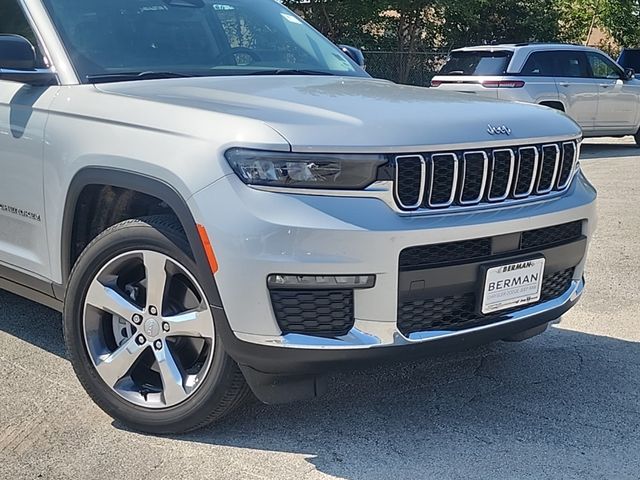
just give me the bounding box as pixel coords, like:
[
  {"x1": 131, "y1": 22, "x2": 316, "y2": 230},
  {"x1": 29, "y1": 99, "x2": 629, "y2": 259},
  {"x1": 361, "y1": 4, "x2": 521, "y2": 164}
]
[{"x1": 0, "y1": 138, "x2": 639, "y2": 480}]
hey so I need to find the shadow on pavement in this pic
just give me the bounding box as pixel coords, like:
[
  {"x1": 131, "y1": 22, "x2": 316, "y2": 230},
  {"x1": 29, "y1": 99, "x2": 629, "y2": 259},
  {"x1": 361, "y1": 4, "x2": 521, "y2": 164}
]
[
  {"x1": 0, "y1": 290, "x2": 65, "y2": 358},
  {"x1": 580, "y1": 142, "x2": 639, "y2": 161},
  {"x1": 172, "y1": 330, "x2": 639, "y2": 479},
  {"x1": 2, "y1": 290, "x2": 639, "y2": 479}
]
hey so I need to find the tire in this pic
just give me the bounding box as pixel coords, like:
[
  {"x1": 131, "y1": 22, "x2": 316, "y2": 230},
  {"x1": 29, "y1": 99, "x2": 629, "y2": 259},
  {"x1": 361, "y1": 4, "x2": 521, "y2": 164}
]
[
  {"x1": 63, "y1": 216, "x2": 250, "y2": 434},
  {"x1": 634, "y1": 129, "x2": 640, "y2": 146}
]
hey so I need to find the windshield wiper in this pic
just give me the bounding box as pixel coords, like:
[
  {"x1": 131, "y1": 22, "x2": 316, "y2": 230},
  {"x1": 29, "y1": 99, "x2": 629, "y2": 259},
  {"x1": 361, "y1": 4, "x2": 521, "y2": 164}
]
[
  {"x1": 86, "y1": 71, "x2": 194, "y2": 84},
  {"x1": 247, "y1": 69, "x2": 337, "y2": 77}
]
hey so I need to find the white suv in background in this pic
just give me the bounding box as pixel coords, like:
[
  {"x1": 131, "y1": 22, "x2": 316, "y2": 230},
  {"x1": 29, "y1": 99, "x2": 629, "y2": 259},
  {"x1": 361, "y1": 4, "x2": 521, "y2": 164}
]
[{"x1": 432, "y1": 44, "x2": 640, "y2": 144}]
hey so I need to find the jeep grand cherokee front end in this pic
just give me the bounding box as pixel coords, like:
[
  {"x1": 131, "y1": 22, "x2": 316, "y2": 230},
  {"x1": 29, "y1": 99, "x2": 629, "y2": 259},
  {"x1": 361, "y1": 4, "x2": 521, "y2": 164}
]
[{"x1": 0, "y1": 0, "x2": 595, "y2": 433}]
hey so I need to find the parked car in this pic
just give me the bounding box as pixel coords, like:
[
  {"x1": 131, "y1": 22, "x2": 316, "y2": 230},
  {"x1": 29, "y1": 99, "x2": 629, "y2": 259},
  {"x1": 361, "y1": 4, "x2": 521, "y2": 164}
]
[
  {"x1": 432, "y1": 44, "x2": 640, "y2": 144},
  {"x1": 0, "y1": 0, "x2": 596, "y2": 434},
  {"x1": 618, "y1": 48, "x2": 640, "y2": 77}
]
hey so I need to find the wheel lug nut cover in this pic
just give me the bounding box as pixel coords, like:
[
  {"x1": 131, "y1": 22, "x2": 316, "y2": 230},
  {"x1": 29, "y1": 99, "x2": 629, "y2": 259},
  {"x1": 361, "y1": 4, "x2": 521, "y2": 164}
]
[
  {"x1": 154, "y1": 340, "x2": 163, "y2": 350},
  {"x1": 132, "y1": 314, "x2": 142, "y2": 325},
  {"x1": 162, "y1": 322, "x2": 170, "y2": 332},
  {"x1": 136, "y1": 335, "x2": 146, "y2": 345},
  {"x1": 149, "y1": 306, "x2": 158, "y2": 315}
]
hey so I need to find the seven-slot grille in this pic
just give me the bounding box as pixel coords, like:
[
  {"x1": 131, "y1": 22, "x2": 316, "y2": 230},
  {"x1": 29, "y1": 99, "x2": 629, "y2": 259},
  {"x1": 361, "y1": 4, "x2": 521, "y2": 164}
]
[{"x1": 394, "y1": 141, "x2": 578, "y2": 211}]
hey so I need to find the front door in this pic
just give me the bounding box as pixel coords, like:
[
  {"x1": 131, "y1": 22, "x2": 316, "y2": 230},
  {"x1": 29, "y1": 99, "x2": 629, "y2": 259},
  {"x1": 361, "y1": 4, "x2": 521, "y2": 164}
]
[
  {"x1": 0, "y1": 1, "x2": 55, "y2": 279},
  {"x1": 554, "y1": 50, "x2": 599, "y2": 132},
  {"x1": 586, "y1": 51, "x2": 638, "y2": 132}
]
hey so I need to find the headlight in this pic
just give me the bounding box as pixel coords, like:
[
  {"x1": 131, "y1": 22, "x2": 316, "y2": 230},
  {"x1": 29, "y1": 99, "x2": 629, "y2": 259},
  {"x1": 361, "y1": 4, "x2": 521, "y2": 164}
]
[{"x1": 225, "y1": 148, "x2": 387, "y2": 189}]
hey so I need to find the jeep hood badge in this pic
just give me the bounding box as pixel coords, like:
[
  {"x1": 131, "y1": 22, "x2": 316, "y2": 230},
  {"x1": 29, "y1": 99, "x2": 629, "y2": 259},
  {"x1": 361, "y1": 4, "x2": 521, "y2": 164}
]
[{"x1": 487, "y1": 124, "x2": 512, "y2": 136}]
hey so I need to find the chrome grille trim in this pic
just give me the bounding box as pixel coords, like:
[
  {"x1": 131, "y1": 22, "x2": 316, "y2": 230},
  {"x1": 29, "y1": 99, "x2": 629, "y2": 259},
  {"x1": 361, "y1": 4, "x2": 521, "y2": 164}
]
[
  {"x1": 488, "y1": 148, "x2": 516, "y2": 202},
  {"x1": 537, "y1": 144, "x2": 561, "y2": 194},
  {"x1": 459, "y1": 151, "x2": 489, "y2": 205},
  {"x1": 513, "y1": 146, "x2": 540, "y2": 199},
  {"x1": 394, "y1": 155, "x2": 427, "y2": 210},
  {"x1": 558, "y1": 142, "x2": 578, "y2": 190},
  {"x1": 391, "y1": 140, "x2": 579, "y2": 213},
  {"x1": 428, "y1": 153, "x2": 459, "y2": 208}
]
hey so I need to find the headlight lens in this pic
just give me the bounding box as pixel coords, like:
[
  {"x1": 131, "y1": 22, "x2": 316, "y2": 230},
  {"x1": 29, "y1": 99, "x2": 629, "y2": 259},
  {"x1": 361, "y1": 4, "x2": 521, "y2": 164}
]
[{"x1": 225, "y1": 148, "x2": 387, "y2": 189}]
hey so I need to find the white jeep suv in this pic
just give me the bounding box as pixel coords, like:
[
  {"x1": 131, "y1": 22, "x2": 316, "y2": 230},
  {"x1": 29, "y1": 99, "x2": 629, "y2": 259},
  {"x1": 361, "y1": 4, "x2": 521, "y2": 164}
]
[
  {"x1": 432, "y1": 44, "x2": 640, "y2": 144},
  {"x1": 0, "y1": 1, "x2": 596, "y2": 433}
]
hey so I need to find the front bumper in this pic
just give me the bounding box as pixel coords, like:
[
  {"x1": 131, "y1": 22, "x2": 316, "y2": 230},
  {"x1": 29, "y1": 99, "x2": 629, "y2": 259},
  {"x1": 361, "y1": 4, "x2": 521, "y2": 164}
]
[
  {"x1": 188, "y1": 170, "x2": 596, "y2": 364},
  {"x1": 214, "y1": 279, "x2": 582, "y2": 376}
]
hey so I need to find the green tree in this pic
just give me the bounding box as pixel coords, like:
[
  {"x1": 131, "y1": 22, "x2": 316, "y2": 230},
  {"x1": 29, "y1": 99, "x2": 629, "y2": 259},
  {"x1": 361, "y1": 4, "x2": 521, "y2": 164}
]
[
  {"x1": 439, "y1": 0, "x2": 562, "y2": 49},
  {"x1": 600, "y1": 0, "x2": 640, "y2": 47}
]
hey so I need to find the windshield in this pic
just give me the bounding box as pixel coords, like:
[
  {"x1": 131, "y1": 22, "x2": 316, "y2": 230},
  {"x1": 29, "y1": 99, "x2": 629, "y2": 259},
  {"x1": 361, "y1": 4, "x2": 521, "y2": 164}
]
[
  {"x1": 41, "y1": 0, "x2": 366, "y2": 83},
  {"x1": 440, "y1": 51, "x2": 513, "y2": 76}
]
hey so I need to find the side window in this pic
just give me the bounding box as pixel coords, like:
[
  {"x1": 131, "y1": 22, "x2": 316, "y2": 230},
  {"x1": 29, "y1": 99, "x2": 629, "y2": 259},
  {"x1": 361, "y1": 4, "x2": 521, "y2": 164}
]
[
  {"x1": 0, "y1": 1, "x2": 37, "y2": 45},
  {"x1": 556, "y1": 51, "x2": 589, "y2": 78},
  {"x1": 587, "y1": 53, "x2": 621, "y2": 79},
  {"x1": 0, "y1": 1, "x2": 46, "y2": 67},
  {"x1": 521, "y1": 52, "x2": 556, "y2": 76}
]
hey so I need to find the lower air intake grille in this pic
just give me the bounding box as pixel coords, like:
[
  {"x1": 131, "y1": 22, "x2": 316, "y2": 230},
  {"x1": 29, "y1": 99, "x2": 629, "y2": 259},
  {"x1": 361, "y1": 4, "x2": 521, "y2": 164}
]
[
  {"x1": 399, "y1": 221, "x2": 583, "y2": 271},
  {"x1": 270, "y1": 289, "x2": 354, "y2": 337},
  {"x1": 521, "y1": 221, "x2": 583, "y2": 250},
  {"x1": 397, "y1": 268, "x2": 575, "y2": 336}
]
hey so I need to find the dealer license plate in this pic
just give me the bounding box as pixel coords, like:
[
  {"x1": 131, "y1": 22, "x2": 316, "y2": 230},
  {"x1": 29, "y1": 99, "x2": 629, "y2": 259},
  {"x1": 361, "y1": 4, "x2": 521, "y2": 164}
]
[{"x1": 481, "y1": 258, "x2": 546, "y2": 315}]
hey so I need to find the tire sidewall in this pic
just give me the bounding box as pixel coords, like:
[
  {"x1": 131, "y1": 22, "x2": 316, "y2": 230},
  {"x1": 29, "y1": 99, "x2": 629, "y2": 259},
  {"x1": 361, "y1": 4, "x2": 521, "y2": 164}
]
[{"x1": 64, "y1": 220, "x2": 239, "y2": 433}]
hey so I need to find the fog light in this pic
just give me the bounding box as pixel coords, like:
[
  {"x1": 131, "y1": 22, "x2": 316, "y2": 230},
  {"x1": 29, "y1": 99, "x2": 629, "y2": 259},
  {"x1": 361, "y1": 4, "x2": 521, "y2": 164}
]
[{"x1": 267, "y1": 274, "x2": 376, "y2": 290}]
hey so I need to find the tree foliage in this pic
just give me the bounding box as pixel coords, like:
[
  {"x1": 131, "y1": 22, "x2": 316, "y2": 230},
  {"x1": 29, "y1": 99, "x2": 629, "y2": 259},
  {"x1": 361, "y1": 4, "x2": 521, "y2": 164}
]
[
  {"x1": 283, "y1": 0, "x2": 640, "y2": 53},
  {"x1": 599, "y1": 0, "x2": 640, "y2": 47}
]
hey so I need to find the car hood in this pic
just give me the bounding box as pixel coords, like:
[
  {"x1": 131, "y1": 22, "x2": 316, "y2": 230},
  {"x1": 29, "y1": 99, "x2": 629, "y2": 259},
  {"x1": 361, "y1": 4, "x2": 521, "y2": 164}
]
[{"x1": 96, "y1": 76, "x2": 581, "y2": 153}]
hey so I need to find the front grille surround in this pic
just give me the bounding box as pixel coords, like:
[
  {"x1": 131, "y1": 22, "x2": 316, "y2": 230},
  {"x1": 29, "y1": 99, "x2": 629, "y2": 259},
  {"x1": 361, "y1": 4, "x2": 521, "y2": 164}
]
[
  {"x1": 394, "y1": 154, "x2": 426, "y2": 209},
  {"x1": 513, "y1": 146, "x2": 539, "y2": 198},
  {"x1": 428, "y1": 153, "x2": 459, "y2": 207},
  {"x1": 558, "y1": 142, "x2": 578, "y2": 189},
  {"x1": 488, "y1": 149, "x2": 516, "y2": 201},
  {"x1": 537, "y1": 144, "x2": 561, "y2": 194},
  {"x1": 460, "y1": 151, "x2": 489, "y2": 205},
  {"x1": 393, "y1": 140, "x2": 579, "y2": 212}
]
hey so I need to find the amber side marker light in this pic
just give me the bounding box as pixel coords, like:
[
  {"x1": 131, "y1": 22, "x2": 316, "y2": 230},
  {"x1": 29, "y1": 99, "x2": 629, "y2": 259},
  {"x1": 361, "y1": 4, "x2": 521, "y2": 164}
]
[{"x1": 196, "y1": 224, "x2": 219, "y2": 274}]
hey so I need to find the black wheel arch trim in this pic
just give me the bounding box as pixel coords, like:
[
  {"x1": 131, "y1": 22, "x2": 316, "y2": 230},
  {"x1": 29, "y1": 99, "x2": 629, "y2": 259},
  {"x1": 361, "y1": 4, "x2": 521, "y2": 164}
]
[{"x1": 61, "y1": 167, "x2": 224, "y2": 308}]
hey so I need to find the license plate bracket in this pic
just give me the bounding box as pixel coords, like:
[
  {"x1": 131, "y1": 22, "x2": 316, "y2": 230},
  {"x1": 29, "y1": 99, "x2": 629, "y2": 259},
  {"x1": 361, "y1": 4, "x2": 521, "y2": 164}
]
[{"x1": 480, "y1": 256, "x2": 546, "y2": 315}]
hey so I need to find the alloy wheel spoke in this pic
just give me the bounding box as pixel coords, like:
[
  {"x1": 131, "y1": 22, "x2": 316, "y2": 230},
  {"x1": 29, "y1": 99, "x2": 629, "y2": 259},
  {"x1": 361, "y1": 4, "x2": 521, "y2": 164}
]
[
  {"x1": 95, "y1": 337, "x2": 147, "y2": 388},
  {"x1": 155, "y1": 341, "x2": 189, "y2": 406},
  {"x1": 143, "y1": 251, "x2": 169, "y2": 313},
  {"x1": 86, "y1": 280, "x2": 143, "y2": 321},
  {"x1": 164, "y1": 308, "x2": 214, "y2": 339}
]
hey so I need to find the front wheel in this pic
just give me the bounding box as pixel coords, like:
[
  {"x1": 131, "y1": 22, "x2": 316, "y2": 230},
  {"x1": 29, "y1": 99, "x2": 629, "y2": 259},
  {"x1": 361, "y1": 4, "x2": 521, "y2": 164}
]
[
  {"x1": 64, "y1": 216, "x2": 249, "y2": 434},
  {"x1": 634, "y1": 129, "x2": 640, "y2": 146}
]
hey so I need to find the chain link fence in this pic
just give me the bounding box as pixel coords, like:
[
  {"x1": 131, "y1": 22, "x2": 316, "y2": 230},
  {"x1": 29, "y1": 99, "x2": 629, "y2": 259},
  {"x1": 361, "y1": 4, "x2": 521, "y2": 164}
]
[{"x1": 364, "y1": 51, "x2": 450, "y2": 87}]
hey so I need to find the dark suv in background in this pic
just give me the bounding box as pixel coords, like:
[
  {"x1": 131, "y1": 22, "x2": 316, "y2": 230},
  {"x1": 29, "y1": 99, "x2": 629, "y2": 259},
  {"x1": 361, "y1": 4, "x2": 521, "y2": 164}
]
[{"x1": 619, "y1": 48, "x2": 640, "y2": 77}]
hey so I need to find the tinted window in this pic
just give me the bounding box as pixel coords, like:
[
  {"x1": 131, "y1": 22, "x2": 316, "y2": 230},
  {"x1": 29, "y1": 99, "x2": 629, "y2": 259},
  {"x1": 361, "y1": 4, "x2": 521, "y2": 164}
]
[
  {"x1": 0, "y1": 1, "x2": 47, "y2": 67},
  {"x1": 619, "y1": 49, "x2": 640, "y2": 71},
  {"x1": 587, "y1": 52, "x2": 621, "y2": 79},
  {"x1": 521, "y1": 52, "x2": 557, "y2": 76},
  {"x1": 41, "y1": 0, "x2": 365, "y2": 82},
  {"x1": 555, "y1": 51, "x2": 589, "y2": 78},
  {"x1": 0, "y1": 0, "x2": 37, "y2": 44},
  {"x1": 440, "y1": 51, "x2": 512, "y2": 76}
]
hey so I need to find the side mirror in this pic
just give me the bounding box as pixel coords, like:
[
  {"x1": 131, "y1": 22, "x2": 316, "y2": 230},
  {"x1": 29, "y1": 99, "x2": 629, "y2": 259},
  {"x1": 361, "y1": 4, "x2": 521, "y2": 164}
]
[
  {"x1": 624, "y1": 67, "x2": 636, "y2": 80},
  {"x1": 0, "y1": 35, "x2": 56, "y2": 86},
  {"x1": 339, "y1": 45, "x2": 366, "y2": 70}
]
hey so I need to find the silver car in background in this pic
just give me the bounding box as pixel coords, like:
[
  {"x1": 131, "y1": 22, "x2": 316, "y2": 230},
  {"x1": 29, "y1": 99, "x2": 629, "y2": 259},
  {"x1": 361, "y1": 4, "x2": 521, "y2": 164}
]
[{"x1": 432, "y1": 44, "x2": 640, "y2": 144}]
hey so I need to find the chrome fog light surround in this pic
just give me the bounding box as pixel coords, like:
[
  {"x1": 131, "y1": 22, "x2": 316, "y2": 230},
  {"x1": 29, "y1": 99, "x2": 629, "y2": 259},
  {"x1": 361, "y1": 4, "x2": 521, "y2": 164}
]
[{"x1": 267, "y1": 274, "x2": 376, "y2": 290}]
